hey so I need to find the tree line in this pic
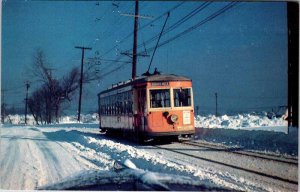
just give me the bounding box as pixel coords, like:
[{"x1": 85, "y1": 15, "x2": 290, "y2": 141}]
[{"x1": 27, "y1": 49, "x2": 99, "y2": 124}]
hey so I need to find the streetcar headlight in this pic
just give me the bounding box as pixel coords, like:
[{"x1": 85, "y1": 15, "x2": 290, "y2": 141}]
[{"x1": 170, "y1": 114, "x2": 178, "y2": 123}]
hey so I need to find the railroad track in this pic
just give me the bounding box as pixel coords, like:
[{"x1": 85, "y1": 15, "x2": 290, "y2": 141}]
[
  {"x1": 180, "y1": 140, "x2": 298, "y2": 165},
  {"x1": 153, "y1": 142, "x2": 298, "y2": 186}
]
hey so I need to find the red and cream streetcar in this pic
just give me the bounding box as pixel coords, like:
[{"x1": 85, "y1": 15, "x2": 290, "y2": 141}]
[{"x1": 98, "y1": 72, "x2": 195, "y2": 141}]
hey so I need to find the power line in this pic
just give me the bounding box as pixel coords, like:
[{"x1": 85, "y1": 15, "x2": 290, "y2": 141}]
[
  {"x1": 103, "y1": 1, "x2": 210, "y2": 76},
  {"x1": 101, "y1": 2, "x2": 192, "y2": 77},
  {"x1": 99, "y1": 2, "x2": 239, "y2": 79},
  {"x1": 132, "y1": 1, "x2": 212, "y2": 51},
  {"x1": 98, "y1": 55, "x2": 124, "y2": 75},
  {"x1": 2, "y1": 85, "x2": 25, "y2": 92},
  {"x1": 92, "y1": 3, "x2": 135, "y2": 47},
  {"x1": 100, "y1": 2, "x2": 185, "y2": 58},
  {"x1": 145, "y1": 2, "x2": 239, "y2": 52},
  {"x1": 94, "y1": 2, "x2": 185, "y2": 75},
  {"x1": 100, "y1": 61, "x2": 131, "y2": 78},
  {"x1": 88, "y1": 2, "x2": 133, "y2": 48}
]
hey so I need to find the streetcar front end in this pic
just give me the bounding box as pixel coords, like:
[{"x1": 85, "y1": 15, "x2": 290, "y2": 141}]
[{"x1": 145, "y1": 80, "x2": 195, "y2": 138}]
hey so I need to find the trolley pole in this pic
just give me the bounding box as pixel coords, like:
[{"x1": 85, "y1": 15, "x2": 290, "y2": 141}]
[
  {"x1": 75, "y1": 46, "x2": 92, "y2": 122},
  {"x1": 215, "y1": 92, "x2": 218, "y2": 117},
  {"x1": 132, "y1": 0, "x2": 139, "y2": 79},
  {"x1": 24, "y1": 81, "x2": 30, "y2": 124}
]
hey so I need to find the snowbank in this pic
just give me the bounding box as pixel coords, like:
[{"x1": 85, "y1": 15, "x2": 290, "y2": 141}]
[
  {"x1": 194, "y1": 127, "x2": 298, "y2": 156},
  {"x1": 2, "y1": 114, "x2": 99, "y2": 125},
  {"x1": 193, "y1": 113, "x2": 295, "y2": 156},
  {"x1": 59, "y1": 114, "x2": 99, "y2": 124},
  {"x1": 3, "y1": 112, "x2": 286, "y2": 128},
  {"x1": 3, "y1": 114, "x2": 35, "y2": 125},
  {"x1": 195, "y1": 112, "x2": 287, "y2": 130}
]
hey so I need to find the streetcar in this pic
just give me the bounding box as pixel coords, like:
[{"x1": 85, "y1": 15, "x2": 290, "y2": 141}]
[{"x1": 97, "y1": 72, "x2": 195, "y2": 141}]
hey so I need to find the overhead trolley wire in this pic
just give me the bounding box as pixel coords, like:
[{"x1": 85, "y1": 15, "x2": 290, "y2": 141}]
[
  {"x1": 100, "y1": 1, "x2": 185, "y2": 58},
  {"x1": 145, "y1": 2, "x2": 239, "y2": 52},
  {"x1": 133, "y1": 1, "x2": 212, "y2": 51},
  {"x1": 100, "y1": 60, "x2": 131, "y2": 78},
  {"x1": 99, "y1": 1, "x2": 201, "y2": 77},
  {"x1": 89, "y1": 3, "x2": 133, "y2": 48},
  {"x1": 100, "y1": 2, "x2": 239, "y2": 79}
]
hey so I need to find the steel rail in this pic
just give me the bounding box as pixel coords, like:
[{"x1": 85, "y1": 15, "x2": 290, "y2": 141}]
[
  {"x1": 180, "y1": 140, "x2": 298, "y2": 165},
  {"x1": 152, "y1": 144, "x2": 298, "y2": 185}
]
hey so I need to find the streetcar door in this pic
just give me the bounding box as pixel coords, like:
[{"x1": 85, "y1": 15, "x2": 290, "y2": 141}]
[{"x1": 134, "y1": 87, "x2": 146, "y2": 133}]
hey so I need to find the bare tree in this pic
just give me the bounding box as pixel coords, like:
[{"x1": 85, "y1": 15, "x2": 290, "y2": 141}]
[
  {"x1": 28, "y1": 50, "x2": 81, "y2": 124},
  {"x1": 28, "y1": 89, "x2": 43, "y2": 125},
  {"x1": 1, "y1": 103, "x2": 7, "y2": 123},
  {"x1": 28, "y1": 49, "x2": 102, "y2": 124}
]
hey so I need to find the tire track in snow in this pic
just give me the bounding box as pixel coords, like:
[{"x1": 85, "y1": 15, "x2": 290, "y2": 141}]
[
  {"x1": 30, "y1": 128, "x2": 103, "y2": 188},
  {"x1": 0, "y1": 127, "x2": 103, "y2": 190},
  {"x1": 53, "y1": 141, "x2": 104, "y2": 171},
  {"x1": 0, "y1": 137, "x2": 20, "y2": 189},
  {"x1": 37, "y1": 141, "x2": 63, "y2": 184},
  {"x1": 25, "y1": 140, "x2": 42, "y2": 189},
  {"x1": 32, "y1": 139, "x2": 93, "y2": 187}
]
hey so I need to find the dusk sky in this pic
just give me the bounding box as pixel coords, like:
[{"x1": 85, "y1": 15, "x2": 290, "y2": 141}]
[{"x1": 2, "y1": 1, "x2": 287, "y2": 115}]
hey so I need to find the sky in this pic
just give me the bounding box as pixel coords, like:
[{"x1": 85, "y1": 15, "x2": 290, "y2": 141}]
[{"x1": 2, "y1": 1, "x2": 287, "y2": 115}]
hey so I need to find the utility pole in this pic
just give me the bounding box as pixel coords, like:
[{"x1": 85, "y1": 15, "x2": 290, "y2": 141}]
[
  {"x1": 1, "y1": 91, "x2": 5, "y2": 124},
  {"x1": 215, "y1": 92, "x2": 218, "y2": 117},
  {"x1": 132, "y1": 0, "x2": 139, "y2": 79},
  {"x1": 24, "y1": 81, "x2": 30, "y2": 124},
  {"x1": 75, "y1": 46, "x2": 92, "y2": 122},
  {"x1": 120, "y1": 0, "x2": 151, "y2": 77},
  {"x1": 196, "y1": 105, "x2": 199, "y2": 116}
]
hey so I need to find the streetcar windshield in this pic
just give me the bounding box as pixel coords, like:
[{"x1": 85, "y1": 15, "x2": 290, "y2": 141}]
[
  {"x1": 150, "y1": 89, "x2": 171, "y2": 108},
  {"x1": 173, "y1": 88, "x2": 192, "y2": 107}
]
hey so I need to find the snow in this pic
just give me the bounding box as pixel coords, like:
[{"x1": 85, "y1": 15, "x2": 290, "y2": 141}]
[
  {"x1": 2, "y1": 113, "x2": 99, "y2": 125},
  {"x1": 194, "y1": 126, "x2": 298, "y2": 157},
  {"x1": 124, "y1": 159, "x2": 138, "y2": 170},
  {"x1": 195, "y1": 113, "x2": 287, "y2": 132},
  {"x1": 59, "y1": 114, "x2": 99, "y2": 124},
  {"x1": 0, "y1": 112, "x2": 297, "y2": 191},
  {"x1": 3, "y1": 111, "x2": 286, "y2": 129}
]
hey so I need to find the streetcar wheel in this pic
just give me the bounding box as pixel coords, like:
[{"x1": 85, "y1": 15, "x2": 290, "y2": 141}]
[
  {"x1": 99, "y1": 128, "x2": 106, "y2": 133},
  {"x1": 179, "y1": 134, "x2": 193, "y2": 141}
]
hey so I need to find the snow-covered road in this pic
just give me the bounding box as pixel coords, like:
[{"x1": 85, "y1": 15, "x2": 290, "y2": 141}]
[
  {"x1": 0, "y1": 125, "x2": 102, "y2": 189},
  {"x1": 0, "y1": 124, "x2": 298, "y2": 191}
]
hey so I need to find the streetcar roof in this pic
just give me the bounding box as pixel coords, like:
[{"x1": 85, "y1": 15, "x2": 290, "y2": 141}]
[
  {"x1": 98, "y1": 73, "x2": 191, "y2": 95},
  {"x1": 135, "y1": 73, "x2": 191, "y2": 83}
]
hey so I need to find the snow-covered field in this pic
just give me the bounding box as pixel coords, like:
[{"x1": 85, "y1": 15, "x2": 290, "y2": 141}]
[{"x1": 0, "y1": 113, "x2": 297, "y2": 191}]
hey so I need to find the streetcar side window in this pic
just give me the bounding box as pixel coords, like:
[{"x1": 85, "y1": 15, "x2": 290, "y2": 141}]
[
  {"x1": 150, "y1": 89, "x2": 171, "y2": 108},
  {"x1": 173, "y1": 88, "x2": 191, "y2": 107},
  {"x1": 99, "y1": 96, "x2": 108, "y2": 115},
  {"x1": 99, "y1": 90, "x2": 133, "y2": 115}
]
